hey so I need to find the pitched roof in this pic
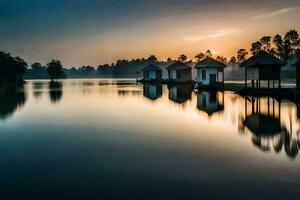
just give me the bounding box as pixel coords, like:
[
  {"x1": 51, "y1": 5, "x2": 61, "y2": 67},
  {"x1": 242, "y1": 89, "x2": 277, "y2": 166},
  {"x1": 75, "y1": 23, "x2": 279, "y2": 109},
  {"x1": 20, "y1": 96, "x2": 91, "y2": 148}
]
[
  {"x1": 142, "y1": 64, "x2": 162, "y2": 72},
  {"x1": 166, "y1": 61, "x2": 191, "y2": 71},
  {"x1": 240, "y1": 51, "x2": 284, "y2": 68},
  {"x1": 195, "y1": 57, "x2": 226, "y2": 69}
]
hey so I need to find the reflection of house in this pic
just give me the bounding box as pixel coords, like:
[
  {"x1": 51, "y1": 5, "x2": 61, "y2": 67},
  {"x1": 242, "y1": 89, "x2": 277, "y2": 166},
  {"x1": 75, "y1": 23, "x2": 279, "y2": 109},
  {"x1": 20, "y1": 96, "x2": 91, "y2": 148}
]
[
  {"x1": 195, "y1": 57, "x2": 226, "y2": 87},
  {"x1": 167, "y1": 62, "x2": 192, "y2": 82},
  {"x1": 240, "y1": 96, "x2": 300, "y2": 159},
  {"x1": 197, "y1": 90, "x2": 224, "y2": 116},
  {"x1": 242, "y1": 96, "x2": 282, "y2": 135},
  {"x1": 243, "y1": 113, "x2": 282, "y2": 136},
  {"x1": 168, "y1": 84, "x2": 193, "y2": 104},
  {"x1": 142, "y1": 64, "x2": 162, "y2": 82},
  {"x1": 143, "y1": 83, "x2": 162, "y2": 100},
  {"x1": 241, "y1": 51, "x2": 284, "y2": 88}
]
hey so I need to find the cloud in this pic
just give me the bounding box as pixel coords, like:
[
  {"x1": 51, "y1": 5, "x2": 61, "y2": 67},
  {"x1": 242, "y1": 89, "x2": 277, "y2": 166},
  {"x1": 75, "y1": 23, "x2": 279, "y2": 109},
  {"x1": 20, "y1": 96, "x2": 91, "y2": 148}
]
[
  {"x1": 253, "y1": 7, "x2": 300, "y2": 19},
  {"x1": 183, "y1": 28, "x2": 241, "y2": 42}
]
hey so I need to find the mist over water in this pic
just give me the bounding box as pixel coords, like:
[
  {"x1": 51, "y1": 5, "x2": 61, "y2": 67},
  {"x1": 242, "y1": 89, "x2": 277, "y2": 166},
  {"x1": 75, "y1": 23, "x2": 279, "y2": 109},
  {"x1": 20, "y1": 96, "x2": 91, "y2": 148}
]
[{"x1": 0, "y1": 79, "x2": 299, "y2": 199}]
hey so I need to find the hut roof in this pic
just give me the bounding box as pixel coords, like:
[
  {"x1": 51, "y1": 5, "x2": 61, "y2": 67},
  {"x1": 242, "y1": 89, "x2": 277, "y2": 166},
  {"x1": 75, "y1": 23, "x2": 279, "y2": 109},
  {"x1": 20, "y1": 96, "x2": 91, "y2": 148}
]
[
  {"x1": 167, "y1": 61, "x2": 191, "y2": 71},
  {"x1": 195, "y1": 57, "x2": 226, "y2": 69},
  {"x1": 240, "y1": 51, "x2": 284, "y2": 68},
  {"x1": 142, "y1": 64, "x2": 162, "y2": 72}
]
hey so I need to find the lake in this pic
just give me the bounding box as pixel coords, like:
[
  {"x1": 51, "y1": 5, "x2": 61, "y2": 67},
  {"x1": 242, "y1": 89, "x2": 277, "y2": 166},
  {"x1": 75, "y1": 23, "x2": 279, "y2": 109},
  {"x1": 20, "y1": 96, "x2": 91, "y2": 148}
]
[{"x1": 0, "y1": 79, "x2": 300, "y2": 199}]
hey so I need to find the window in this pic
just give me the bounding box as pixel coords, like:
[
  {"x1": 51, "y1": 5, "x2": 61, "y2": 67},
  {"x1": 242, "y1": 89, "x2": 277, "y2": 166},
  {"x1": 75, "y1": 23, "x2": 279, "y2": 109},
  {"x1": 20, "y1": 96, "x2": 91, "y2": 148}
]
[{"x1": 202, "y1": 70, "x2": 206, "y2": 80}]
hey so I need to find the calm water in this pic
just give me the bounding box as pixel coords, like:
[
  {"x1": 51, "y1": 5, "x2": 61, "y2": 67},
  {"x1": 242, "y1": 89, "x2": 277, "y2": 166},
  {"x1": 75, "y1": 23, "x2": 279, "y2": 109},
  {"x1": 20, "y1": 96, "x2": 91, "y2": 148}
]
[{"x1": 1, "y1": 79, "x2": 300, "y2": 199}]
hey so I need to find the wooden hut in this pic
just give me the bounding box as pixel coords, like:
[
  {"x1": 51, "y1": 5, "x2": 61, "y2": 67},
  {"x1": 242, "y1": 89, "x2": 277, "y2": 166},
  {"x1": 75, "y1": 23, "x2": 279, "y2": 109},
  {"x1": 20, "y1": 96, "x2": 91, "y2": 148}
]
[
  {"x1": 142, "y1": 64, "x2": 162, "y2": 82},
  {"x1": 167, "y1": 62, "x2": 192, "y2": 83},
  {"x1": 195, "y1": 57, "x2": 226, "y2": 88},
  {"x1": 197, "y1": 91, "x2": 224, "y2": 116},
  {"x1": 143, "y1": 83, "x2": 162, "y2": 100},
  {"x1": 240, "y1": 51, "x2": 284, "y2": 89}
]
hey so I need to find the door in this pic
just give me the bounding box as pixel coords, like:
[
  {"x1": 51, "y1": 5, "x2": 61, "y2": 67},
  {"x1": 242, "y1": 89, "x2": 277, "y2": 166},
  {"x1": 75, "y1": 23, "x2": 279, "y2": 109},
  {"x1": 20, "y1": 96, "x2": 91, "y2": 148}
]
[{"x1": 209, "y1": 74, "x2": 217, "y2": 86}]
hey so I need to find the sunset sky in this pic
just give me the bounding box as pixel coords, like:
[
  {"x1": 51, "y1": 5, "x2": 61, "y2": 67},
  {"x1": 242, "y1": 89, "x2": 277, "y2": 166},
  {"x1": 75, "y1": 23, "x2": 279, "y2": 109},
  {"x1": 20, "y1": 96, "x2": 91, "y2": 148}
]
[{"x1": 1, "y1": 0, "x2": 300, "y2": 67}]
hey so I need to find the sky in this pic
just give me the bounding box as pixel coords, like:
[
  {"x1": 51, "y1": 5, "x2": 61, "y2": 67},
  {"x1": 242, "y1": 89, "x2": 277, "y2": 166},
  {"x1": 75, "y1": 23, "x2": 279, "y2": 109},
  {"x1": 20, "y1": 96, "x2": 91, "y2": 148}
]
[{"x1": 0, "y1": 0, "x2": 300, "y2": 67}]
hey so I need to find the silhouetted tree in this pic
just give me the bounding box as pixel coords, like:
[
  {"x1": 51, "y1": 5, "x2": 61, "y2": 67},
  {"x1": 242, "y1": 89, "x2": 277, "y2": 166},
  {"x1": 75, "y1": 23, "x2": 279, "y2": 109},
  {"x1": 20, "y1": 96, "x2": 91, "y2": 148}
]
[
  {"x1": 47, "y1": 60, "x2": 63, "y2": 81},
  {"x1": 216, "y1": 56, "x2": 227, "y2": 64},
  {"x1": 260, "y1": 36, "x2": 272, "y2": 52},
  {"x1": 250, "y1": 41, "x2": 262, "y2": 55},
  {"x1": 178, "y1": 54, "x2": 187, "y2": 62},
  {"x1": 0, "y1": 51, "x2": 27, "y2": 83},
  {"x1": 273, "y1": 34, "x2": 284, "y2": 59},
  {"x1": 195, "y1": 53, "x2": 205, "y2": 61},
  {"x1": 229, "y1": 56, "x2": 237, "y2": 68},
  {"x1": 147, "y1": 55, "x2": 158, "y2": 63},
  {"x1": 237, "y1": 49, "x2": 248, "y2": 63},
  {"x1": 284, "y1": 30, "x2": 299, "y2": 62},
  {"x1": 205, "y1": 50, "x2": 212, "y2": 58}
]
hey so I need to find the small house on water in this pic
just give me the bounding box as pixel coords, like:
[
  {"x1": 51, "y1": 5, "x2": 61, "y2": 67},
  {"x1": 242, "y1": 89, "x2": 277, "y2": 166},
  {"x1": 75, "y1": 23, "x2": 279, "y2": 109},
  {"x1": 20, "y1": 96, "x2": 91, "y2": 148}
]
[
  {"x1": 142, "y1": 64, "x2": 162, "y2": 82},
  {"x1": 195, "y1": 57, "x2": 226, "y2": 88},
  {"x1": 240, "y1": 51, "x2": 284, "y2": 89},
  {"x1": 167, "y1": 62, "x2": 192, "y2": 83}
]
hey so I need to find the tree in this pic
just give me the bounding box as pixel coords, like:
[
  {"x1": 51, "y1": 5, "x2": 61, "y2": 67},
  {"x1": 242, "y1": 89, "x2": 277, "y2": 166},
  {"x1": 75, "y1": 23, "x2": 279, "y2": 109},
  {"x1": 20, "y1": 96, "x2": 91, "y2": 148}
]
[
  {"x1": 47, "y1": 59, "x2": 63, "y2": 81},
  {"x1": 31, "y1": 62, "x2": 44, "y2": 71},
  {"x1": 205, "y1": 50, "x2": 212, "y2": 58},
  {"x1": 147, "y1": 55, "x2": 158, "y2": 63},
  {"x1": 195, "y1": 53, "x2": 205, "y2": 61},
  {"x1": 273, "y1": 34, "x2": 284, "y2": 59},
  {"x1": 167, "y1": 58, "x2": 173, "y2": 62},
  {"x1": 250, "y1": 41, "x2": 262, "y2": 55},
  {"x1": 216, "y1": 56, "x2": 227, "y2": 64},
  {"x1": 0, "y1": 51, "x2": 27, "y2": 83},
  {"x1": 229, "y1": 56, "x2": 237, "y2": 64},
  {"x1": 229, "y1": 56, "x2": 237, "y2": 68},
  {"x1": 237, "y1": 49, "x2": 248, "y2": 63},
  {"x1": 178, "y1": 54, "x2": 187, "y2": 62},
  {"x1": 260, "y1": 36, "x2": 272, "y2": 51},
  {"x1": 283, "y1": 30, "x2": 299, "y2": 62}
]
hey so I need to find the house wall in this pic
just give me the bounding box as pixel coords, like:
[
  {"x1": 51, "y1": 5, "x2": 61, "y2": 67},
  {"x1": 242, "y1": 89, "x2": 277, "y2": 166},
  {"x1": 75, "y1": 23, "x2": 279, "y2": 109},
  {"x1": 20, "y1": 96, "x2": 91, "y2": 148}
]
[
  {"x1": 169, "y1": 70, "x2": 177, "y2": 79},
  {"x1": 144, "y1": 70, "x2": 161, "y2": 81},
  {"x1": 169, "y1": 68, "x2": 192, "y2": 81},
  {"x1": 196, "y1": 68, "x2": 221, "y2": 85}
]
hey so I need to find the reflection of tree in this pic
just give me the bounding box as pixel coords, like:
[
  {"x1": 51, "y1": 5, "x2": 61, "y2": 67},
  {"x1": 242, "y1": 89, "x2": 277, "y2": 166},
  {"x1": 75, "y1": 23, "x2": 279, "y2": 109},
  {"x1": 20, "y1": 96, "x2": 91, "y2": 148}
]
[
  {"x1": 33, "y1": 82, "x2": 44, "y2": 99},
  {"x1": 143, "y1": 83, "x2": 162, "y2": 101},
  {"x1": 240, "y1": 96, "x2": 300, "y2": 159},
  {"x1": 49, "y1": 81, "x2": 63, "y2": 104},
  {"x1": 0, "y1": 85, "x2": 27, "y2": 120}
]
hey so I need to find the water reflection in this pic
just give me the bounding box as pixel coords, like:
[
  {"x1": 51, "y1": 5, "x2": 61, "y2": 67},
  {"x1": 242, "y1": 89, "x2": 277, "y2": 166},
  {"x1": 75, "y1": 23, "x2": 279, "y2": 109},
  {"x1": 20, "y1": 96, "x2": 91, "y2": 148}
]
[
  {"x1": 0, "y1": 84, "x2": 27, "y2": 120},
  {"x1": 168, "y1": 84, "x2": 193, "y2": 104},
  {"x1": 197, "y1": 90, "x2": 224, "y2": 116},
  {"x1": 239, "y1": 97, "x2": 300, "y2": 159},
  {"x1": 143, "y1": 83, "x2": 162, "y2": 100},
  {"x1": 32, "y1": 82, "x2": 45, "y2": 99},
  {"x1": 49, "y1": 81, "x2": 63, "y2": 104}
]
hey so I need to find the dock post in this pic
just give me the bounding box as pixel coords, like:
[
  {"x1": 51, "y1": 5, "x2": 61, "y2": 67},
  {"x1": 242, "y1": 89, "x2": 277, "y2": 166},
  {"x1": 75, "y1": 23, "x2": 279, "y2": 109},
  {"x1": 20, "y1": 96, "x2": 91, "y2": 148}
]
[{"x1": 245, "y1": 66, "x2": 247, "y2": 88}]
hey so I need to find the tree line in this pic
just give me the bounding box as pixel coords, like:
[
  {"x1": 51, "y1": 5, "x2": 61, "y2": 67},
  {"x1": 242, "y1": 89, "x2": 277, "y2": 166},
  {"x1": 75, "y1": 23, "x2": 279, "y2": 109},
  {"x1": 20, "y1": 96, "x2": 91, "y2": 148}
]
[{"x1": 1, "y1": 29, "x2": 300, "y2": 82}]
